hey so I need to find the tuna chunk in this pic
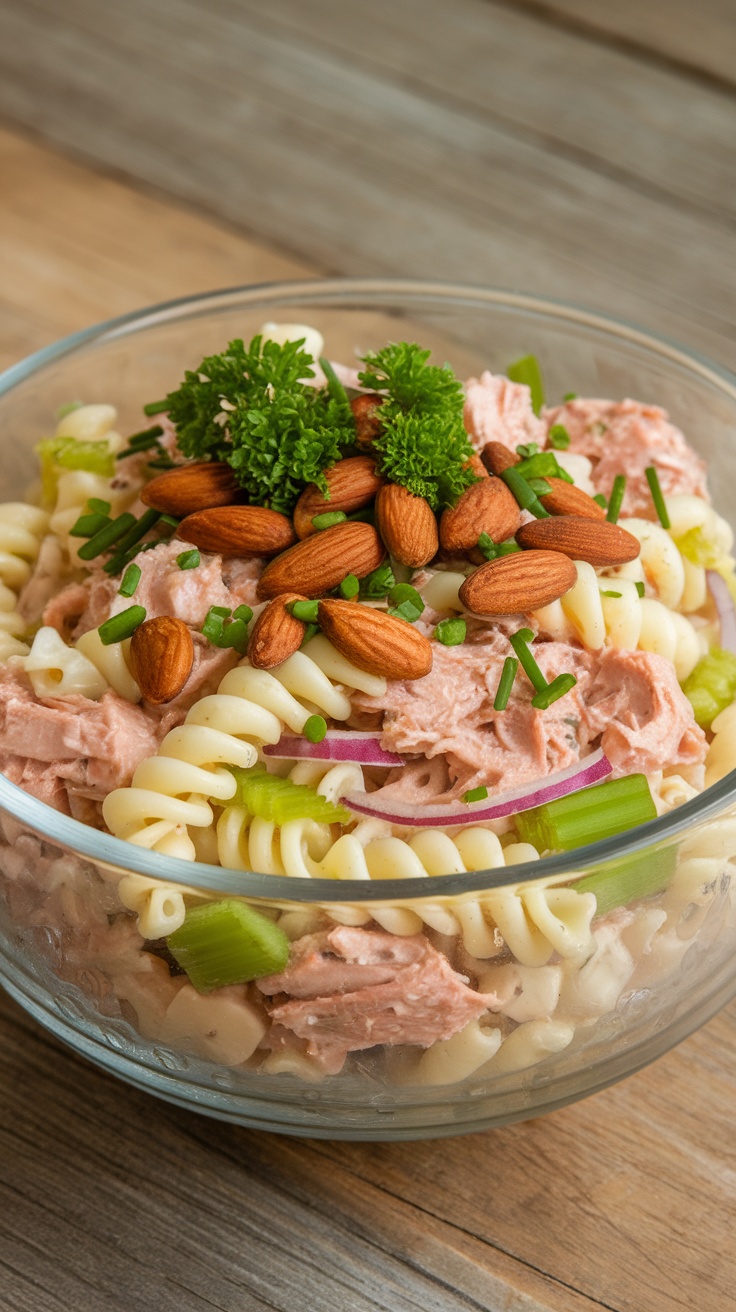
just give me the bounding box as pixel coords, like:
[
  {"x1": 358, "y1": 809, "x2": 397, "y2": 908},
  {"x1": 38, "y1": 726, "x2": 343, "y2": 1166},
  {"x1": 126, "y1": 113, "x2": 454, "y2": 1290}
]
[
  {"x1": 0, "y1": 664, "x2": 162, "y2": 814},
  {"x1": 18, "y1": 535, "x2": 75, "y2": 627},
  {"x1": 542, "y1": 398, "x2": 708, "y2": 518},
  {"x1": 258, "y1": 925, "x2": 492, "y2": 1074},
  {"x1": 352, "y1": 637, "x2": 595, "y2": 802},
  {"x1": 581, "y1": 648, "x2": 706, "y2": 775},
  {"x1": 463, "y1": 371, "x2": 546, "y2": 454}
]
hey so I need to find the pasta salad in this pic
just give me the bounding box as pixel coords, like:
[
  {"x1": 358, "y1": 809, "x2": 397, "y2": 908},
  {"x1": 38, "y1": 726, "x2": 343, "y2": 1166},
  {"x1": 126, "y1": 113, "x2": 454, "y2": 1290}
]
[{"x1": 1, "y1": 323, "x2": 734, "y2": 1086}]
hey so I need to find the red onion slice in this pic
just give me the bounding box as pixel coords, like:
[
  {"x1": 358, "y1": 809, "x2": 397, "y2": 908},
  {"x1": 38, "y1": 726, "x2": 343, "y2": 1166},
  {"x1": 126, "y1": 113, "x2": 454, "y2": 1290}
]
[
  {"x1": 342, "y1": 748, "x2": 612, "y2": 827},
  {"x1": 264, "y1": 731, "x2": 405, "y2": 767},
  {"x1": 706, "y1": 570, "x2": 736, "y2": 653}
]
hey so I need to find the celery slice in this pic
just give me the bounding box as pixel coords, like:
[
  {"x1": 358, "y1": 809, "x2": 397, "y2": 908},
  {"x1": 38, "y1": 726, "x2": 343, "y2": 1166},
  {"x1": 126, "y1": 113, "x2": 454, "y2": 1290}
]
[
  {"x1": 228, "y1": 765, "x2": 351, "y2": 825},
  {"x1": 572, "y1": 846, "x2": 675, "y2": 915},
  {"x1": 36, "y1": 437, "x2": 115, "y2": 503},
  {"x1": 167, "y1": 899, "x2": 290, "y2": 992},
  {"x1": 515, "y1": 774, "x2": 656, "y2": 853},
  {"x1": 674, "y1": 526, "x2": 722, "y2": 568},
  {"x1": 681, "y1": 648, "x2": 736, "y2": 729}
]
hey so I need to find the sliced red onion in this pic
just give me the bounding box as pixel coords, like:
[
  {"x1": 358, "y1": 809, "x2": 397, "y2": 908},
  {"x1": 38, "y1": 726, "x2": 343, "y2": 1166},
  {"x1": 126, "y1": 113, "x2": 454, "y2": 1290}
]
[
  {"x1": 706, "y1": 570, "x2": 736, "y2": 653},
  {"x1": 264, "y1": 731, "x2": 405, "y2": 767},
  {"x1": 342, "y1": 748, "x2": 612, "y2": 828}
]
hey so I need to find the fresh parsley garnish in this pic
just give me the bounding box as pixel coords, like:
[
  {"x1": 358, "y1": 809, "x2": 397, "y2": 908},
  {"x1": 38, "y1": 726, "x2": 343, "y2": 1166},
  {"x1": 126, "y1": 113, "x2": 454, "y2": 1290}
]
[{"x1": 358, "y1": 343, "x2": 476, "y2": 511}]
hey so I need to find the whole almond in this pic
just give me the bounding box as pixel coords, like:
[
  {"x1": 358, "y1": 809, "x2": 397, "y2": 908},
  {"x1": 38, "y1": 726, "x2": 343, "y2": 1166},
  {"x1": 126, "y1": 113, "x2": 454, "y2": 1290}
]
[
  {"x1": 130, "y1": 616, "x2": 194, "y2": 704},
  {"x1": 440, "y1": 479, "x2": 521, "y2": 554},
  {"x1": 176, "y1": 506, "x2": 296, "y2": 557},
  {"x1": 141, "y1": 461, "x2": 243, "y2": 517},
  {"x1": 538, "y1": 477, "x2": 606, "y2": 520},
  {"x1": 293, "y1": 457, "x2": 383, "y2": 539},
  {"x1": 459, "y1": 551, "x2": 577, "y2": 615},
  {"x1": 481, "y1": 442, "x2": 520, "y2": 475},
  {"x1": 516, "y1": 515, "x2": 640, "y2": 567},
  {"x1": 350, "y1": 393, "x2": 384, "y2": 446},
  {"x1": 318, "y1": 599, "x2": 432, "y2": 681},
  {"x1": 375, "y1": 484, "x2": 438, "y2": 568},
  {"x1": 247, "y1": 593, "x2": 307, "y2": 669},
  {"x1": 257, "y1": 521, "x2": 386, "y2": 600}
]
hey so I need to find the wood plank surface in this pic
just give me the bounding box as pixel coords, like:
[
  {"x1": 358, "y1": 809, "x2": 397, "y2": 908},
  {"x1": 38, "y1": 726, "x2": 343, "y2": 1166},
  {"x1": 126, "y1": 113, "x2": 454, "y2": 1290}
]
[{"x1": 0, "y1": 0, "x2": 735, "y2": 367}]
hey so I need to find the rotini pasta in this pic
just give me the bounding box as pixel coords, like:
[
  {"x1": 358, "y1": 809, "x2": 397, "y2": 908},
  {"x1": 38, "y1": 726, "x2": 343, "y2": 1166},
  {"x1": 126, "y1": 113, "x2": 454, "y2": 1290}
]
[
  {"x1": 23, "y1": 625, "x2": 108, "y2": 699},
  {"x1": 0, "y1": 501, "x2": 50, "y2": 659}
]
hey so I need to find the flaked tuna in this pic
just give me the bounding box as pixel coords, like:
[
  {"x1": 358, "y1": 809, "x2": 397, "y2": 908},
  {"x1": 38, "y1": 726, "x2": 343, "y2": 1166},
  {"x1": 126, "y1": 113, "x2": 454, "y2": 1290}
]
[
  {"x1": 542, "y1": 398, "x2": 708, "y2": 518},
  {"x1": 258, "y1": 926, "x2": 493, "y2": 1073},
  {"x1": 463, "y1": 371, "x2": 546, "y2": 453}
]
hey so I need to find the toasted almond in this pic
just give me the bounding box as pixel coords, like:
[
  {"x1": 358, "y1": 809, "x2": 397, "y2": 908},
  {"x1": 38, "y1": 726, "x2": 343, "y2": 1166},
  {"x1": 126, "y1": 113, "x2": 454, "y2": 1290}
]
[
  {"x1": 375, "y1": 483, "x2": 438, "y2": 568},
  {"x1": 257, "y1": 521, "x2": 386, "y2": 600},
  {"x1": 516, "y1": 515, "x2": 640, "y2": 567},
  {"x1": 247, "y1": 592, "x2": 307, "y2": 669},
  {"x1": 176, "y1": 506, "x2": 296, "y2": 557},
  {"x1": 129, "y1": 616, "x2": 194, "y2": 704},
  {"x1": 440, "y1": 478, "x2": 521, "y2": 555},
  {"x1": 459, "y1": 551, "x2": 577, "y2": 615},
  {"x1": 318, "y1": 599, "x2": 432, "y2": 681},
  {"x1": 293, "y1": 456, "x2": 383, "y2": 539},
  {"x1": 538, "y1": 477, "x2": 606, "y2": 520},
  {"x1": 481, "y1": 442, "x2": 520, "y2": 475},
  {"x1": 141, "y1": 461, "x2": 243, "y2": 517},
  {"x1": 350, "y1": 393, "x2": 384, "y2": 446}
]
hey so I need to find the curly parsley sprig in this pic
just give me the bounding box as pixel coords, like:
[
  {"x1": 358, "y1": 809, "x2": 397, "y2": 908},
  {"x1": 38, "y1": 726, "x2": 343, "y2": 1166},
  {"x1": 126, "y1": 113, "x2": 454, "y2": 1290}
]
[{"x1": 358, "y1": 343, "x2": 476, "y2": 511}]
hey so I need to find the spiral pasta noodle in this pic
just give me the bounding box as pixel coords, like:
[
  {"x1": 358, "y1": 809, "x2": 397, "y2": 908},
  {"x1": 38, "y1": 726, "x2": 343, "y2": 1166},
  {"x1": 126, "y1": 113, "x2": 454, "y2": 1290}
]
[
  {"x1": 0, "y1": 501, "x2": 50, "y2": 660},
  {"x1": 45, "y1": 405, "x2": 137, "y2": 548},
  {"x1": 102, "y1": 643, "x2": 384, "y2": 860}
]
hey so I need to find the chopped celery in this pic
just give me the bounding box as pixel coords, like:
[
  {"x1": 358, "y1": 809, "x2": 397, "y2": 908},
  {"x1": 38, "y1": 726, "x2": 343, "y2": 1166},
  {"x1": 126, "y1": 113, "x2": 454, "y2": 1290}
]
[
  {"x1": 228, "y1": 765, "x2": 351, "y2": 825},
  {"x1": 36, "y1": 437, "x2": 115, "y2": 503},
  {"x1": 674, "y1": 526, "x2": 722, "y2": 568},
  {"x1": 682, "y1": 648, "x2": 736, "y2": 729},
  {"x1": 167, "y1": 899, "x2": 290, "y2": 992},
  {"x1": 515, "y1": 774, "x2": 656, "y2": 853},
  {"x1": 572, "y1": 846, "x2": 676, "y2": 915}
]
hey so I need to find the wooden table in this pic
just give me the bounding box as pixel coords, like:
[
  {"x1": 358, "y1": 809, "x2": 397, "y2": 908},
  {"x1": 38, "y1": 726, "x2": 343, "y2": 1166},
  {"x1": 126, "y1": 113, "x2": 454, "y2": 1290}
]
[{"x1": 0, "y1": 4, "x2": 735, "y2": 1307}]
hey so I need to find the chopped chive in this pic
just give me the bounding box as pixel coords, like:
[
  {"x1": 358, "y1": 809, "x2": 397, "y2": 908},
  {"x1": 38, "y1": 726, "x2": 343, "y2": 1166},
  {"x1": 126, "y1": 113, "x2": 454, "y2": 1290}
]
[
  {"x1": 346, "y1": 507, "x2": 375, "y2": 525},
  {"x1": 103, "y1": 507, "x2": 162, "y2": 575},
  {"x1": 563, "y1": 391, "x2": 578, "y2": 402},
  {"x1": 507, "y1": 355, "x2": 544, "y2": 415},
  {"x1": 493, "y1": 656, "x2": 519, "y2": 710},
  {"x1": 463, "y1": 785, "x2": 489, "y2": 804},
  {"x1": 593, "y1": 493, "x2": 608, "y2": 510},
  {"x1": 88, "y1": 498, "x2": 111, "y2": 515},
  {"x1": 55, "y1": 400, "x2": 84, "y2": 420},
  {"x1": 497, "y1": 542, "x2": 521, "y2": 556},
  {"x1": 389, "y1": 583, "x2": 424, "y2": 614},
  {"x1": 319, "y1": 357, "x2": 351, "y2": 409},
  {"x1": 606, "y1": 475, "x2": 627, "y2": 524},
  {"x1": 146, "y1": 456, "x2": 177, "y2": 470},
  {"x1": 128, "y1": 424, "x2": 164, "y2": 446},
  {"x1": 515, "y1": 773, "x2": 656, "y2": 854},
  {"x1": 177, "y1": 549, "x2": 200, "y2": 570},
  {"x1": 477, "y1": 532, "x2": 498, "y2": 560},
  {"x1": 312, "y1": 510, "x2": 347, "y2": 531},
  {"x1": 434, "y1": 617, "x2": 466, "y2": 646},
  {"x1": 340, "y1": 573, "x2": 360, "y2": 599},
  {"x1": 548, "y1": 424, "x2": 571, "y2": 450},
  {"x1": 359, "y1": 562, "x2": 396, "y2": 597},
  {"x1": 209, "y1": 606, "x2": 232, "y2": 619},
  {"x1": 300, "y1": 622, "x2": 320, "y2": 647},
  {"x1": 159, "y1": 513, "x2": 180, "y2": 529},
  {"x1": 645, "y1": 466, "x2": 670, "y2": 528},
  {"x1": 77, "y1": 512, "x2": 138, "y2": 561},
  {"x1": 389, "y1": 600, "x2": 422, "y2": 622},
  {"x1": 527, "y1": 477, "x2": 553, "y2": 497},
  {"x1": 143, "y1": 400, "x2": 169, "y2": 416},
  {"x1": 601, "y1": 590, "x2": 622, "y2": 598},
  {"x1": 220, "y1": 619, "x2": 249, "y2": 652},
  {"x1": 531, "y1": 671, "x2": 577, "y2": 709},
  {"x1": 304, "y1": 714, "x2": 328, "y2": 743},
  {"x1": 635, "y1": 581, "x2": 646, "y2": 598},
  {"x1": 233, "y1": 604, "x2": 253, "y2": 623},
  {"x1": 166, "y1": 899, "x2": 290, "y2": 993},
  {"x1": 516, "y1": 451, "x2": 572, "y2": 484},
  {"x1": 515, "y1": 442, "x2": 540, "y2": 459},
  {"x1": 508, "y1": 629, "x2": 548, "y2": 693},
  {"x1": 69, "y1": 511, "x2": 110, "y2": 538},
  {"x1": 289, "y1": 600, "x2": 320, "y2": 623},
  {"x1": 98, "y1": 605, "x2": 146, "y2": 645},
  {"x1": 202, "y1": 608, "x2": 227, "y2": 643},
  {"x1": 500, "y1": 467, "x2": 550, "y2": 518},
  {"x1": 118, "y1": 563, "x2": 141, "y2": 597}
]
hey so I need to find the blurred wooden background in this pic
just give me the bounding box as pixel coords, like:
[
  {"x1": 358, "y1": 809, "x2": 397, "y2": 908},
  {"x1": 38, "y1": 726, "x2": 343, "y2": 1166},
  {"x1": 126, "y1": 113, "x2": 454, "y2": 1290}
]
[{"x1": 1, "y1": 3, "x2": 735, "y2": 1310}]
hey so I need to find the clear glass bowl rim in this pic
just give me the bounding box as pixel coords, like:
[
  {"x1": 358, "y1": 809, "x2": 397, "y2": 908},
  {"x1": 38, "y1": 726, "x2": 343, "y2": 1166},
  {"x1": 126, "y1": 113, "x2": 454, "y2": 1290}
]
[{"x1": 2, "y1": 274, "x2": 735, "y2": 902}]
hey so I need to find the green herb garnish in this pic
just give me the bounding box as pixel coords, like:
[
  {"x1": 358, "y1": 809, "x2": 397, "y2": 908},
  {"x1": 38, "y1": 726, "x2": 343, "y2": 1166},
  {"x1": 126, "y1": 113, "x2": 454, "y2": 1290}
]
[
  {"x1": 493, "y1": 656, "x2": 519, "y2": 710},
  {"x1": 463, "y1": 786, "x2": 489, "y2": 804},
  {"x1": 119, "y1": 563, "x2": 142, "y2": 597},
  {"x1": 500, "y1": 467, "x2": 550, "y2": 519},
  {"x1": 548, "y1": 424, "x2": 570, "y2": 449},
  {"x1": 177, "y1": 549, "x2": 201, "y2": 570},
  {"x1": 312, "y1": 510, "x2": 347, "y2": 530},
  {"x1": 606, "y1": 475, "x2": 627, "y2": 524},
  {"x1": 289, "y1": 600, "x2": 320, "y2": 623},
  {"x1": 645, "y1": 466, "x2": 670, "y2": 528},
  {"x1": 507, "y1": 355, "x2": 544, "y2": 415},
  {"x1": 340, "y1": 574, "x2": 360, "y2": 599},
  {"x1": 434, "y1": 617, "x2": 466, "y2": 646},
  {"x1": 98, "y1": 605, "x2": 146, "y2": 646},
  {"x1": 635, "y1": 581, "x2": 646, "y2": 597},
  {"x1": 359, "y1": 562, "x2": 396, "y2": 598}
]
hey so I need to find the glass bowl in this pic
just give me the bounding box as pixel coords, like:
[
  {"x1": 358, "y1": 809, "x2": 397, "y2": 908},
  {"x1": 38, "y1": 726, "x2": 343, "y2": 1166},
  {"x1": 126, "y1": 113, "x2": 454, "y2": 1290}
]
[{"x1": 1, "y1": 278, "x2": 735, "y2": 1140}]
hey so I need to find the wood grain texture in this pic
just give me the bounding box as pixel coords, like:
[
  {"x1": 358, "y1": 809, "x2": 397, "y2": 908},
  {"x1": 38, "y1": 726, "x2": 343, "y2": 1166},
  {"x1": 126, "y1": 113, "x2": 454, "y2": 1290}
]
[{"x1": 0, "y1": 0, "x2": 735, "y2": 366}]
